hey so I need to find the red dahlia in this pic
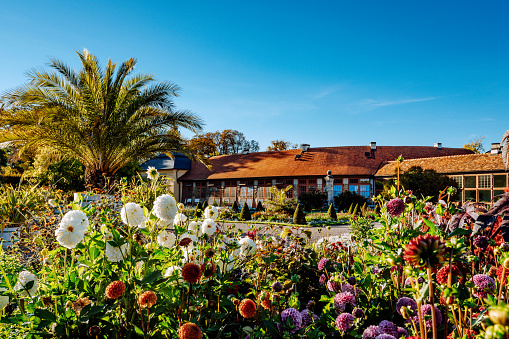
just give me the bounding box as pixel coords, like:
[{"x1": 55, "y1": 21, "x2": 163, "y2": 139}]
[
  {"x1": 182, "y1": 263, "x2": 202, "y2": 284},
  {"x1": 238, "y1": 299, "x2": 257, "y2": 318},
  {"x1": 178, "y1": 322, "x2": 203, "y2": 339},
  {"x1": 105, "y1": 280, "x2": 126, "y2": 299}
]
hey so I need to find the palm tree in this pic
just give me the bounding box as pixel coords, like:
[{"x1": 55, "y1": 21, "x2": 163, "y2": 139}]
[{"x1": 0, "y1": 49, "x2": 204, "y2": 188}]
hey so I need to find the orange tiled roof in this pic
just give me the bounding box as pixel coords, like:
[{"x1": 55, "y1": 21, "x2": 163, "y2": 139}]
[
  {"x1": 179, "y1": 146, "x2": 473, "y2": 181},
  {"x1": 375, "y1": 153, "x2": 507, "y2": 177}
]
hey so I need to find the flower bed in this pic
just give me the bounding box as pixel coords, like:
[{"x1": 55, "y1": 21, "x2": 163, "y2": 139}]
[{"x1": 1, "y1": 182, "x2": 509, "y2": 338}]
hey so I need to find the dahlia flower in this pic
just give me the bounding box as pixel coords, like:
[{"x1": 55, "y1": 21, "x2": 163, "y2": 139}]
[
  {"x1": 164, "y1": 266, "x2": 184, "y2": 284},
  {"x1": 436, "y1": 264, "x2": 463, "y2": 285},
  {"x1": 352, "y1": 307, "x2": 364, "y2": 318},
  {"x1": 260, "y1": 291, "x2": 272, "y2": 310},
  {"x1": 375, "y1": 335, "x2": 397, "y2": 339},
  {"x1": 187, "y1": 221, "x2": 202, "y2": 236},
  {"x1": 0, "y1": 288, "x2": 8, "y2": 310},
  {"x1": 138, "y1": 291, "x2": 157, "y2": 308},
  {"x1": 239, "y1": 237, "x2": 257, "y2": 256},
  {"x1": 153, "y1": 194, "x2": 178, "y2": 222},
  {"x1": 335, "y1": 313, "x2": 354, "y2": 331},
  {"x1": 378, "y1": 320, "x2": 398, "y2": 337},
  {"x1": 182, "y1": 263, "x2": 201, "y2": 283},
  {"x1": 342, "y1": 283, "x2": 363, "y2": 296},
  {"x1": 319, "y1": 274, "x2": 326, "y2": 285},
  {"x1": 55, "y1": 217, "x2": 87, "y2": 249},
  {"x1": 146, "y1": 166, "x2": 159, "y2": 180},
  {"x1": 157, "y1": 230, "x2": 176, "y2": 248},
  {"x1": 71, "y1": 297, "x2": 91, "y2": 316},
  {"x1": 201, "y1": 261, "x2": 216, "y2": 278},
  {"x1": 473, "y1": 236, "x2": 489, "y2": 249},
  {"x1": 204, "y1": 206, "x2": 219, "y2": 220},
  {"x1": 318, "y1": 258, "x2": 328, "y2": 270},
  {"x1": 472, "y1": 274, "x2": 496, "y2": 298},
  {"x1": 105, "y1": 280, "x2": 126, "y2": 299},
  {"x1": 362, "y1": 325, "x2": 382, "y2": 339},
  {"x1": 272, "y1": 281, "x2": 283, "y2": 292},
  {"x1": 334, "y1": 291, "x2": 356, "y2": 308},
  {"x1": 200, "y1": 218, "x2": 217, "y2": 236},
  {"x1": 403, "y1": 234, "x2": 447, "y2": 268},
  {"x1": 217, "y1": 254, "x2": 235, "y2": 273},
  {"x1": 301, "y1": 309, "x2": 315, "y2": 327},
  {"x1": 386, "y1": 198, "x2": 405, "y2": 217},
  {"x1": 239, "y1": 299, "x2": 257, "y2": 318},
  {"x1": 327, "y1": 279, "x2": 340, "y2": 293},
  {"x1": 61, "y1": 210, "x2": 89, "y2": 227},
  {"x1": 395, "y1": 297, "x2": 417, "y2": 316},
  {"x1": 396, "y1": 327, "x2": 408, "y2": 339},
  {"x1": 182, "y1": 248, "x2": 202, "y2": 264},
  {"x1": 279, "y1": 307, "x2": 303, "y2": 333},
  {"x1": 179, "y1": 233, "x2": 198, "y2": 248},
  {"x1": 419, "y1": 304, "x2": 442, "y2": 327},
  {"x1": 178, "y1": 322, "x2": 203, "y2": 339},
  {"x1": 120, "y1": 203, "x2": 145, "y2": 227},
  {"x1": 105, "y1": 242, "x2": 130, "y2": 262},
  {"x1": 14, "y1": 270, "x2": 38, "y2": 297},
  {"x1": 174, "y1": 213, "x2": 187, "y2": 225}
]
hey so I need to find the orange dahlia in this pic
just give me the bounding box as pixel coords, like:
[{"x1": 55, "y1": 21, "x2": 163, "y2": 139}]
[
  {"x1": 259, "y1": 291, "x2": 272, "y2": 310},
  {"x1": 138, "y1": 291, "x2": 157, "y2": 308},
  {"x1": 404, "y1": 234, "x2": 447, "y2": 268},
  {"x1": 238, "y1": 298, "x2": 257, "y2": 318},
  {"x1": 105, "y1": 280, "x2": 126, "y2": 299},
  {"x1": 201, "y1": 261, "x2": 216, "y2": 278},
  {"x1": 436, "y1": 264, "x2": 463, "y2": 285},
  {"x1": 178, "y1": 322, "x2": 203, "y2": 339},
  {"x1": 182, "y1": 263, "x2": 202, "y2": 284},
  {"x1": 496, "y1": 265, "x2": 509, "y2": 285}
]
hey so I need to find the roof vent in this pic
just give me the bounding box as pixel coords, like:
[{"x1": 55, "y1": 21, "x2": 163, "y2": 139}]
[
  {"x1": 301, "y1": 144, "x2": 310, "y2": 152},
  {"x1": 491, "y1": 143, "x2": 501, "y2": 155},
  {"x1": 294, "y1": 154, "x2": 301, "y2": 160},
  {"x1": 370, "y1": 142, "x2": 376, "y2": 150},
  {"x1": 434, "y1": 142, "x2": 442, "y2": 150}
]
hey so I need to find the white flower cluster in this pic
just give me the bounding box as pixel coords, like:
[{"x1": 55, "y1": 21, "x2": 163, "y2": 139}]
[
  {"x1": 0, "y1": 288, "x2": 9, "y2": 309},
  {"x1": 238, "y1": 237, "x2": 257, "y2": 256},
  {"x1": 55, "y1": 210, "x2": 89, "y2": 249},
  {"x1": 153, "y1": 194, "x2": 178, "y2": 224},
  {"x1": 120, "y1": 203, "x2": 145, "y2": 227},
  {"x1": 157, "y1": 230, "x2": 176, "y2": 248},
  {"x1": 146, "y1": 166, "x2": 159, "y2": 181},
  {"x1": 105, "y1": 241, "x2": 130, "y2": 262},
  {"x1": 164, "y1": 266, "x2": 183, "y2": 285},
  {"x1": 14, "y1": 270, "x2": 39, "y2": 297},
  {"x1": 204, "y1": 206, "x2": 219, "y2": 220},
  {"x1": 201, "y1": 218, "x2": 217, "y2": 236}
]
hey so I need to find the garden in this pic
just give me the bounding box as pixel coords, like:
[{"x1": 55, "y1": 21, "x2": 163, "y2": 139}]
[{"x1": 1, "y1": 169, "x2": 509, "y2": 339}]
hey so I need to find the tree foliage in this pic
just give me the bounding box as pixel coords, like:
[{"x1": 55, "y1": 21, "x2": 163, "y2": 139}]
[
  {"x1": 293, "y1": 203, "x2": 306, "y2": 225},
  {"x1": 267, "y1": 139, "x2": 298, "y2": 151},
  {"x1": 463, "y1": 136, "x2": 485, "y2": 154},
  {"x1": 327, "y1": 203, "x2": 337, "y2": 220},
  {"x1": 386, "y1": 166, "x2": 460, "y2": 201},
  {"x1": 0, "y1": 49, "x2": 203, "y2": 189},
  {"x1": 239, "y1": 202, "x2": 251, "y2": 221},
  {"x1": 334, "y1": 191, "x2": 368, "y2": 212},
  {"x1": 298, "y1": 191, "x2": 327, "y2": 211},
  {"x1": 188, "y1": 129, "x2": 259, "y2": 156},
  {"x1": 265, "y1": 185, "x2": 297, "y2": 213}
]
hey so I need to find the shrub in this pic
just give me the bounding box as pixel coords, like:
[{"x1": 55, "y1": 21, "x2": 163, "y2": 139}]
[
  {"x1": 194, "y1": 201, "x2": 203, "y2": 218},
  {"x1": 35, "y1": 158, "x2": 85, "y2": 191},
  {"x1": 232, "y1": 200, "x2": 239, "y2": 213},
  {"x1": 293, "y1": 203, "x2": 306, "y2": 225},
  {"x1": 202, "y1": 200, "x2": 209, "y2": 210},
  {"x1": 334, "y1": 191, "x2": 367, "y2": 212},
  {"x1": 298, "y1": 191, "x2": 326, "y2": 211},
  {"x1": 256, "y1": 200, "x2": 264, "y2": 211},
  {"x1": 239, "y1": 202, "x2": 251, "y2": 221},
  {"x1": 327, "y1": 203, "x2": 337, "y2": 220}
]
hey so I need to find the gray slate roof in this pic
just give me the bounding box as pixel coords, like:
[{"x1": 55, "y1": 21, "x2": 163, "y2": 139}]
[{"x1": 141, "y1": 153, "x2": 191, "y2": 171}]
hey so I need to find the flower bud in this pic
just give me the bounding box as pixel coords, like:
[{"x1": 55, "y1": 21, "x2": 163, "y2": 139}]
[
  {"x1": 489, "y1": 308, "x2": 509, "y2": 326},
  {"x1": 232, "y1": 298, "x2": 240, "y2": 306},
  {"x1": 500, "y1": 243, "x2": 509, "y2": 252},
  {"x1": 503, "y1": 258, "x2": 509, "y2": 270},
  {"x1": 400, "y1": 306, "x2": 411, "y2": 320}
]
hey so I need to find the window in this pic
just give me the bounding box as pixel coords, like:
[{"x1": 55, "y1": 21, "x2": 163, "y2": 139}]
[
  {"x1": 349, "y1": 185, "x2": 359, "y2": 193},
  {"x1": 450, "y1": 176, "x2": 463, "y2": 189},
  {"x1": 478, "y1": 190, "x2": 491, "y2": 202},
  {"x1": 286, "y1": 188, "x2": 294, "y2": 198},
  {"x1": 285, "y1": 179, "x2": 293, "y2": 185},
  {"x1": 299, "y1": 186, "x2": 307, "y2": 195},
  {"x1": 464, "y1": 176, "x2": 476, "y2": 188},
  {"x1": 360, "y1": 185, "x2": 370, "y2": 198},
  {"x1": 465, "y1": 190, "x2": 476, "y2": 201},
  {"x1": 308, "y1": 179, "x2": 317, "y2": 184},
  {"x1": 360, "y1": 178, "x2": 370, "y2": 183},
  {"x1": 478, "y1": 175, "x2": 491, "y2": 189},
  {"x1": 334, "y1": 178, "x2": 342, "y2": 184},
  {"x1": 299, "y1": 179, "x2": 306, "y2": 184},
  {"x1": 494, "y1": 175, "x2": 507, "y2": 188},
  {"x1": 333, "y1": 185, "x2": 343, "y2": 196},
  {"x1": 308, "y1": 185, "x2": 316, "y2": 192},
  {"x1": 350, "y1": 178, "x2": 359, "y2": 184}
]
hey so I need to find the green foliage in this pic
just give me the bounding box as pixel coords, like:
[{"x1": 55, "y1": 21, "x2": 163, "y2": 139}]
[
  {"x1": 202, "y1": 200, "x2": 209, "y2": 210},
  {"x1": 194, "y1": 201, "x2": 203, "y2": 218},
  {"x1": 327, "y1": 203, "x2": 337, "y2": 220},
  {"x1": 293, "y1": 203, "x2": 306, "y2": 225},
  {"x1": 36, "y1": 158, "x2": 85, "y2": 192},
  {"x1": 256, "y1": 200, "x2": 264, "y2": 211},
  {"x1": 0, "y1": 184, "x2": 48, "y2": 227},
  {"x1": 239, "y1": 202, "x2": 251, "y2": 221},
  {"x1": 334, "y1": 191, "x2": 368, "y2": 212},
  {"x1": 266, "y1": 185, "x2": 297, "y2": 214},
  {"x1": 298, "y1": 191, "x2": 326, "y2": 211},
  {"x1": 386, "y1": 166, "x2": 460, "y2": 201},
  {"x1": 0, "y1": 148, "x2": 7, "y2": 167},
  {"x1": 232, "y1": 200, "x2": 239, "y2": 212}
]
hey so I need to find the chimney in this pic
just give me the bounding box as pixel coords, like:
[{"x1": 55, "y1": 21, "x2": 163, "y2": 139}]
[
  {"x1": 491, "y1": 143, "x2": 501, "y2": 155},
  {"x1": 434, "y1": 142, "x2": 442, "y2": 150},
  {"x1": 301, "y1": 144, "x2": 310, "y2": 152},
  {"x1": 370, "y1": 142, "x2": 376, "y2": 150}
]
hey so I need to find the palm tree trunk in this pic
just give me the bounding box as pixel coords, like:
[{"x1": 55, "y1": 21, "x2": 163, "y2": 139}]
[{"x1": 85, "y1": 168, "x2": 115, "y2": 190}]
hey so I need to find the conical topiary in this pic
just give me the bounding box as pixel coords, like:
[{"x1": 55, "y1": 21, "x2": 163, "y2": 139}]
[
  {"x1": 240, "y1": 202, "x2": 251, "y2": 221},
  {"x1": 202, "y1": 200, "x2": 209, "y2": 210},
  {"x1": 327, "y1": 203, "x2": 337, "y2": 220},
  {"x1": 293, "y1": 203, "x2": 306, "y2": 225},
  {"x1": 256, "y1": 201, "x2": 264, "y2": 212},
  {"x1": 194, "y1": 201, "x2": 203, "y2": 218},
  {"x1": 232, "y1": 201, "x2": 239, "y2": 213}
]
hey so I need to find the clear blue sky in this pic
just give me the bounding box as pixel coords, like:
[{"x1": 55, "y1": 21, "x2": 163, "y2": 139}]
[{"x1": 1, "y1": 1, "x2": 508, "y2": 151}]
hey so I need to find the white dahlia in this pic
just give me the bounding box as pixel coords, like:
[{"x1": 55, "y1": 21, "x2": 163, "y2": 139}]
[
  {"x1": 14, "y1": 270, "x2": 38, "y2": 297},
  {"x1": 62, "y1": 210, "x2": 89, "y2": 228},
  {"x1": 239, "y1": 237, "x2": 257, "y2": 256},
  {"x1": 157, "y1": 230, "x2": 176, "y2": 248},
  {"x1": 105, "y1": 242, "x2": 130, "y2": 262},
  {"x1": 201, "y1": 218, "x2": 217, "y2": 236},
  {"x1": 164, "y1": 266, "x2": 183, "y2": 285},
  {"x1": 120, "y1": 203, "x2": 145, "y2": 227},
  {"x1": 187, "y1": 221, "x2": 202, "y2": 237},
  {"x1": 174, "y1": 213, "x2": 188, "y2": 225},
  {"x1": 183, "y1": 248, "x2": 202, "y2": 264},
  {"x1": 217, "y1": 254, "x2": 235, "y2": 273},
  {"x1": 55, "y1": 218, "x2": 87, "y2": 249},
  {"x1": 0, "y1": 288, "x2": 9, "y2": 309},
  {"x1": 204, "y1": 206, "x2": 219, "y2": 220},
  {"x1": 153, "y1": 194, "x2": 178, "y2": 221},
  {"x1": 146, "y1": 166, "x2": 159, "y2": 180}
]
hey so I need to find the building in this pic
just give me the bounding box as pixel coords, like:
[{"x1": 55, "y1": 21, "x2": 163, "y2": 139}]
[
  {"x1": 176, "y1": 143, "x2": 472, "y2": 206},
  {"x1": 374, "y1": 145, "x2": 508, "y2": 203},
  {"x1": 140, "y1": 153, "x2": 191, "y2": 202}
]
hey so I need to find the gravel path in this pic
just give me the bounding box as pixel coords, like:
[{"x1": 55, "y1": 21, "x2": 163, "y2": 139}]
[{"x1": 216, "y1": 221, "x2": 355, "y2": 243}]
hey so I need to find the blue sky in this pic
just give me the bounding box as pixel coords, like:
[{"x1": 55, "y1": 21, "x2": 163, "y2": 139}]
[{"x1": 1, "y1": 1, "x2": 508, "y2": 151}]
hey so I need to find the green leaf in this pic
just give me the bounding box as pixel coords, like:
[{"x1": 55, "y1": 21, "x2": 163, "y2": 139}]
[
  {"x1": 140, "y1": 270, "x2": 162, "y2": 285},
  {"x1": 134, "y1": 325, "x2": 145, "y2": 336},
  {"x1": 262, "y1": 320, "x2": 283, "y2": 338},
  {"x1": 447, "y1": 228, "x2": 471, "y2": 238},
  {"x1": 423, "y1": 219, "x2": 443, "y2": 236},
  {"x1": 472, "y1": 307, "x2": 488, "y2": 327},
  {"x1": 34, "y1": 308, "x2": 57, "y2": 322}
]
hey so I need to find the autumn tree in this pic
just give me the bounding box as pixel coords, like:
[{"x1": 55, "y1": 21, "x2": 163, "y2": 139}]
[
  {"x1": 188, "y1": 129, "x2": 259, "y2": 156},
  {"x1": 267, "y1": 140, "x2": 298, "y2": 151},
  {"x1": 464, "y1": 136, "x2": 485, "y2": 154}
]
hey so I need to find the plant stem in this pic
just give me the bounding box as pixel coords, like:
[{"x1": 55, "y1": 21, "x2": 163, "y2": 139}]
[{"x1": 427, "y1": 264, "x2": 438, "y2": 339}]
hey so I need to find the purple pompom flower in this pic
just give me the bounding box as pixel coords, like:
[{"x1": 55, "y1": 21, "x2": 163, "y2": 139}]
[
  {"x1": 362, "y1": 325, "x2": 382, "y2": 339},
  {"x1": 272, "y1": 281, "x2": 283, "y2": 292},
  {"x1": 395, "y1": 297, "x2": 417, "y2": 316},
  {"x1": 419, "y1": 304, "x2": 442, "y2": 327},
  {"x1": 327, "y1": 279, "x2": 340, "y2": 293},
  {"x1": 375, "y1": 335, "x2": 397, "y2": 339},
  {"x1": 473, "y1": 236, "x2": 489, "y2": 249},
  {"x1": 278, "y1": 307, "x2": 303, "y2": 333},
  {"x1": 387, "y1": 199, "x2": 405, "y2": 217},
  {"x1": 378, "y1": 320, "x2": 397, "y2": 337},
  {"x1": 396, "y1": 327, "x2": 408, "y2": 338},
  {"x1": 318, "y1": 258, "x2": 328, "y2": 270},
  {"x1": 334, "y1": 292, "x2": 356, "y2": 308},
  {"x1": 319, "y1": 274, "x2": 326, "y2": 285},
  {"x1": 352, "y1": 308, "x2": 364, "y2": 318},
  {"x1": 335, "y1": 313, "x2": 355, "y2": 331},
  {"x1": 472, "y1": 274, "x2": 496, "y2": 298}
]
